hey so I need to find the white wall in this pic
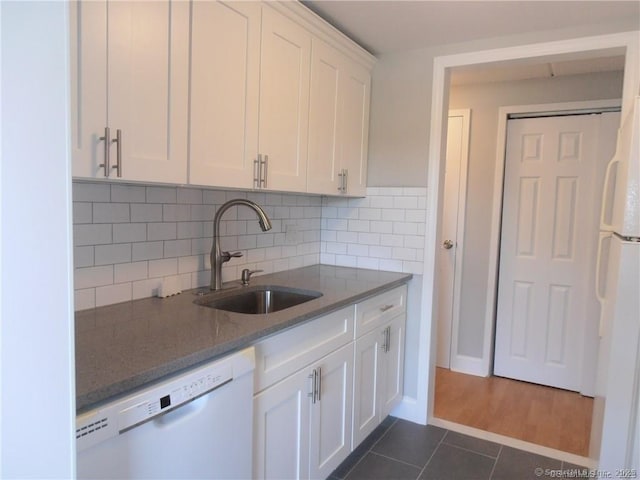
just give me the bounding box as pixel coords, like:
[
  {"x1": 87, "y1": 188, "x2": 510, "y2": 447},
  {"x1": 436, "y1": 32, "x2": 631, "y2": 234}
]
[
  {"x1": 0, "y1": 2, "x2": 75, "y2": 478},
  {"x1": 449, "y1": 70, "x2": 624, "y2": 359},
  {"x1": 367, "y1": 23, "x2": 638, "y2": 188}
]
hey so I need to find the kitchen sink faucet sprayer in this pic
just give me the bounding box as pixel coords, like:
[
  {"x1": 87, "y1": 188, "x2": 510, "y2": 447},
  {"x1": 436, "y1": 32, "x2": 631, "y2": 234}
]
[{"x1": 210, "y1": 199, "x2": 272, "y2": 290}]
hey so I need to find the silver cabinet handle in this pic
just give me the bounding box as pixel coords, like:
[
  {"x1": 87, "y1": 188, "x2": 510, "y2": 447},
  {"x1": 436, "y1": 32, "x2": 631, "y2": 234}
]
[
  {"x1": 254, "y1": 154, "x2": 261, "y2": 188},
  {"x1": 337, "y1": 169, "x2": 347, "y2": 193},
  {"x1": 443, "y1": 239, "x2": 454, "y2": 249},
  {"x1": 112, "y1": 129, "x2": 122, "y2": 177},
  {"x1": 380, "y1": 328, "x2": 387, "y2": 352},
  {"x1": 308, "y1": 371, "x2": 315, "y2": 402},
  {"x1": 316, "y1": 367, "x2": 321, "y2": 402},
  {"x1": 386, "y1": 326, "x2": 391, "y2": 353},
  {"x1": 343, "y1": 169, "x2": 348, "y2": 194},
  {"x1": 380, "y1": 304, "x2": 394, "y2": 312},
  {"x1": 261, "y1": 154, "x2": 268, "y2": 188},
  {"x1": 99, "y1": 127, "x2": 111, "y2": 177}
]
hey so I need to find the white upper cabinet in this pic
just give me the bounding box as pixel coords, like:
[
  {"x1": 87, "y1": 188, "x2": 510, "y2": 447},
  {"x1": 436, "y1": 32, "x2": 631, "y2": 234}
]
[
  {"x1": 257, "y1": 6, "x2": 311, "y2": 192},
  {"x1": 71, "y1": 1, "x2": 373, "y2": 193},
  {"x1": 70, "y1": 1, "x2": 189, "y2": 184},
  {"x1": 307, "y1": 38, "x2": 371, "y2": 197},
  {"x1": 189, "y1": 1, "x2": 261, "y2": 189}
]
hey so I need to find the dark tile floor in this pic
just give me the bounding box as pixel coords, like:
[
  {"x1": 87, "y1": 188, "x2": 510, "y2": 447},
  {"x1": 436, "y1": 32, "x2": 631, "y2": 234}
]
[{"x1": 330, "y1": 417, "x2": 590, "y2": 480}]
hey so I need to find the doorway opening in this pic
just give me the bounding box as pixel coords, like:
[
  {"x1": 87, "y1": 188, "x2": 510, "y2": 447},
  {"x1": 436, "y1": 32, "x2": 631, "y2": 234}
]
[{"x1": 425, "y1": 32, "x2": 629, "y2": 462}]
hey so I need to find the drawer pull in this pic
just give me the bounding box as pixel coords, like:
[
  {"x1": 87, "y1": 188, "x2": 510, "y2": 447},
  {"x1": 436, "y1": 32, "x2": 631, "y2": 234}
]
[{"x1": 379, "y1": 304, "x2": 394, "y2": 312}]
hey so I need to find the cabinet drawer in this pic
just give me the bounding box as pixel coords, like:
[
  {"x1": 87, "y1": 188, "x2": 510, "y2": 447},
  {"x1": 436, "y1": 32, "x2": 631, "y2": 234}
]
[
  {"x1": 355, "y1": 285, "x2": 407, "y2": 338},
  {"x1": 254, "y1": 305, "x2": 355, "y2": 392}
]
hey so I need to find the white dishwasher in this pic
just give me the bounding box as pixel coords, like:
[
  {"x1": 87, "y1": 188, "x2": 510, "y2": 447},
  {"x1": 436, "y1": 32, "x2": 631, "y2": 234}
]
[{"x1": 76, "y1": 347, "x2": 255, "y2": 479}]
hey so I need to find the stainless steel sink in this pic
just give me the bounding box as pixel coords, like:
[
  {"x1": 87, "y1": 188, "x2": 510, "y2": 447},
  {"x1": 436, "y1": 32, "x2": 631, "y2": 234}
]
[{"x1": 194, "y1": 285, "x2": 322, "y2": 314}]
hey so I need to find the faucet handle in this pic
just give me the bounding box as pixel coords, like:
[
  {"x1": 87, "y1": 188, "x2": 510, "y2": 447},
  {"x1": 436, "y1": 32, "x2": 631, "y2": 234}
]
[
  {"x1": 241, "y1": 269, "x2": 263, "y2": 285},
  {"x1": 221, "y1": 250, "x2": 243, "y2": 262}
]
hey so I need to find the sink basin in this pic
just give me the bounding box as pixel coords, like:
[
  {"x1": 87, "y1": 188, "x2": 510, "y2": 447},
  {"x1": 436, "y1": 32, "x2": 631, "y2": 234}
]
[{"x1": 194, "y1": 285, "x2": 323, "y2": 314}]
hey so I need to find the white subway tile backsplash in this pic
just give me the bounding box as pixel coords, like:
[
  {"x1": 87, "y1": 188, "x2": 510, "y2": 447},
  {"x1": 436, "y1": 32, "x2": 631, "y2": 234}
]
[
  {"x1": 147, "y1": 222, "x2": 177, "y2": 241},
  {"x1": 148, "y1": 258, "x2": 178, "y2": 278},
  {"x1": 74, "y1": 288, "x2": 95, "y2": 311},
  {"x1": 132, "y1": 241, "x2": 164, "y2": 261},
  {"x1": 111, "y1": 184, "x2": 145, "y2": 203},
  {"x1": 73, "y1": 182, "x2": 110, "y2": 202},
  {"x1": 163, "y1": 204, "x2": 191, "y2": 222},
  {"x1": 75, "y1": 265, "x2": 113, "y2": 289},
  {"x1": 73, "y1": 202, "x2": 93, "y2": 224},
  {"x1": 146, "y1": 186, "x2": 177, "y2": 204},
  {"x1": 94, "y1": 243, "x2": 132, "y2": 265},
  {"x1": 115, "y1": 261, "x2": 148, "y2": 283},
  {"x1": 113, "y1": 223, "x2": 147, "y2": 243},
  {"x1": 73, "y1": 183, "x2": 425, "y2": 309},
  {"x1": 177, "y1": 187, "x2": 203, "y2": 205},
  {"x1": 74, "y1": 246, "x2": 94, "y2": 268},
  {"x1": 131, "y1": 204, "x2": 163, "y2": 222},
  {"x1": 163, "y1": 239, "x2": 192, "y2": 258},
  {"x1": 74, "y1": 224, "x2": 112, "y2": 246},
  {"x1": 336, "y1": 231, "x2": 359, "y2": 244},
  {"x1": 93, "y1": 203, "x2": 130, "y2": 223},
  {"x1": 96, "y1": 282, "x2": 132, "y2": 308}
]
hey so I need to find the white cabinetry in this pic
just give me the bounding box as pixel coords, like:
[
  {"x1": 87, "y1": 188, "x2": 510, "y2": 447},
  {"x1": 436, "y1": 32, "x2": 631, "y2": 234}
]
[
  {"x1": 307, "y1": 39, "x2": 370, "y2": 197},
  {"x1": 253, "y1": 285, "x2": 407, "y2": 479},
  {"x1": 257, "y1": 6, "x2": 311, "y2": 192},
  {"x1": 352, "y1": 286, "x2": 406, "y2": 447},
  {"x1": 188, "y1": 1, "x2": 260, "y2": 189},
  {"x1": 70, "y1": 0, "x2": 189, "y2": 184},
  {"x1": 253, "y1": 306, "x2": 354, "y2": 480}
]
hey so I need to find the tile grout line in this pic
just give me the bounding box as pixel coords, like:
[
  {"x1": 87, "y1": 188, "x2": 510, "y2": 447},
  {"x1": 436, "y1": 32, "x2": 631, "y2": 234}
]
[
  {"x1": 488, "y1": 444, "x2": 503, "y2": 480},
  {"x1": 415, "y1": 428, "x2": 449, "y2": 479},
  {"x1": 367, "y1": 451, "x2": 424, "y2": 470},
  {"x1": 338, "y1": 418, "x2": 398, "y2": 480},
  {"x1": 440, "y1": 440, "x2": 501, "y2": 460}
]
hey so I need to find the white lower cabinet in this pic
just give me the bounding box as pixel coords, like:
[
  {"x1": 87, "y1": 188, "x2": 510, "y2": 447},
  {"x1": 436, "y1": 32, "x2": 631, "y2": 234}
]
[
  {"x1": 253, "y1": 285, "x2": 407, "y2": 479},
  {"x1": 253, "y1": 343, "x2": 353, "y2": 480},
  {"x1": 353, "y1": 286, "x2": 407, "y2": 447}
]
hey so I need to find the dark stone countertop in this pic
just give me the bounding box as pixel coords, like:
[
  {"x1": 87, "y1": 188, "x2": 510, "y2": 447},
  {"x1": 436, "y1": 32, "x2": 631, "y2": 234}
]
[{"x1": 75, "y1": 265, "x2": 412, "y2": 412}]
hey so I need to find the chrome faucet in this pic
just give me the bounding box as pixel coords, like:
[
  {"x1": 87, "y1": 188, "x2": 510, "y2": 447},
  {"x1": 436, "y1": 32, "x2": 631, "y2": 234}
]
[{"x1": 210, "y1": 199, "x2": 272, "y2": 290}]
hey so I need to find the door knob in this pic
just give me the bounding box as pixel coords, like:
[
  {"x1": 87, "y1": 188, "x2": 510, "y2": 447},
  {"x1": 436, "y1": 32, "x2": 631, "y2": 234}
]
[{"x1": 443, "y1": 239, "x2": 454, "y2": 249}]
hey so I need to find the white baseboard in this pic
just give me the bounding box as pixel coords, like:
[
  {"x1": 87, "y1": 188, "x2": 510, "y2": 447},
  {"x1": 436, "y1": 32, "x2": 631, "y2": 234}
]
[
  {"x1": 450, "y1": 354, "x2": 489, "y2": 377},
  {"x1": 390, "y1": 396, "x2": 427, "y2": 425}
]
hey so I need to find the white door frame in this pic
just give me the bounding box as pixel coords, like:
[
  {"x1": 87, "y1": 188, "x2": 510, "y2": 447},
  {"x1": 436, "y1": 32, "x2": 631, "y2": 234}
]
[
  {"x1": 487, "y1": 100, "x2": 621, "y2": 390},
  {"x1": 414, "y1": 31, "x2": 639, "y2": 427},
  {"x1": 440, "y1": 109, "x2": 472, "y2": 372}
]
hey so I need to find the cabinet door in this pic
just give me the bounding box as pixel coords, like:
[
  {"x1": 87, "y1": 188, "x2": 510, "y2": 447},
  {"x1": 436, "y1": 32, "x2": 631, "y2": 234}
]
[
  {"x1": 258, "y1": 6, "x2": 310, "y2": 192},
  {"x1": 307, "y1": 38, "x2": 341, "y2": 195},
  {"x1": 107, "y1": 0, "x2": 189, "y2": 183},
  {"x1": 352, "y1": 328, "x2": 383, "y2": 448},
  {"x1": 70, "y1": 0, "x2": 108, "y2": 178},
  {"x1": 340, "y1": 62, "x2": 370, "y2": 197},
  {"x1": 380, "y1": 314, "x2": 405, "y2": 418},
  {"x1": 309, "y1": 344, "x2": 353, "y2": 479},
  {"x1": 189, "y1": 1, "x2": 260, "y2": 189},
  {"x1": 253, "y1": 370, "x2": 311, "y2": 480}
]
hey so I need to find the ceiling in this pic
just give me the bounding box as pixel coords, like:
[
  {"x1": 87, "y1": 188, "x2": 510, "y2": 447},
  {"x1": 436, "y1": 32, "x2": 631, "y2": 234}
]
[
  {"x1": 302, "y1": 1, "x2": 640, "y2": 55},
  {"x1": 302, "y1": 1, "x2": 637, "y2": 84}
]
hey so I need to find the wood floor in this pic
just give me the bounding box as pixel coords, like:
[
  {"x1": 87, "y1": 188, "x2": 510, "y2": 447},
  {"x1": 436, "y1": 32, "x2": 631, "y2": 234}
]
[{"x1": 434, "y1": 367, "x2": 593, "y2": 456}]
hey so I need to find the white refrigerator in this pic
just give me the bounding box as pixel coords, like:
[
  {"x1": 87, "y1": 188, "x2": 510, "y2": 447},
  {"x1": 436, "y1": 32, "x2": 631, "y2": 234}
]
[{"x1": 591, "y1": 96, "x2": 640, "y2": 472}]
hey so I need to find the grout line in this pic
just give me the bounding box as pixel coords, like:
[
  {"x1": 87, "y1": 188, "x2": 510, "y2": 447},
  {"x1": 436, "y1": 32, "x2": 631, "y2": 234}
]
[
  {"x1": 440, "y1": 441, "x2": 501, "y2": 460},
  {"x1": 337, "y1": 419, "x2": 397, "y2": 480},
  {"x1": 488, "y1": 445, "x2": 503, "y2": 480},
  {"x1": 368, "y1": 451, "x2": 424, "y2": 470},
  {"x1": 415, "y1": 427, "x2": 448, "y2": 479}
]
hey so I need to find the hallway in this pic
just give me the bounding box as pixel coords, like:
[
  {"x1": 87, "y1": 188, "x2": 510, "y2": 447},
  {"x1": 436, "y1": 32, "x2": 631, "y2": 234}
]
[{"x1": 434, "y1": 368, "x2": 593, "y2": 456}]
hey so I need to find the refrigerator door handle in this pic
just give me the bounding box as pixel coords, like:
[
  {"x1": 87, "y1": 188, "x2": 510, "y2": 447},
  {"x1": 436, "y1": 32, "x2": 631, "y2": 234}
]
[
  {"x1": 600, "y1": 151, "x2": 620, "y2": 231},
  {"x1": 595, "y1": 231, "x2": 612, "y2": 337}
]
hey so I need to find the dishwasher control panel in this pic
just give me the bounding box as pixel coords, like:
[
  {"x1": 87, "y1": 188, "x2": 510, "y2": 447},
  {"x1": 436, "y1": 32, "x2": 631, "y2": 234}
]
[
  {"x1": 117, "y1": 365, "x2": 232, "y2": 432},
  {"x1": 77, "y1": 354, "x2": 237, "y2": 452}
]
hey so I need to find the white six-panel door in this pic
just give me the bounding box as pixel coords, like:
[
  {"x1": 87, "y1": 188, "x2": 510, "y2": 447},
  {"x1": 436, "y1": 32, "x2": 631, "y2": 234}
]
[{"x1": 495, "y1": 113, "x2": 606, "y2": 391}]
